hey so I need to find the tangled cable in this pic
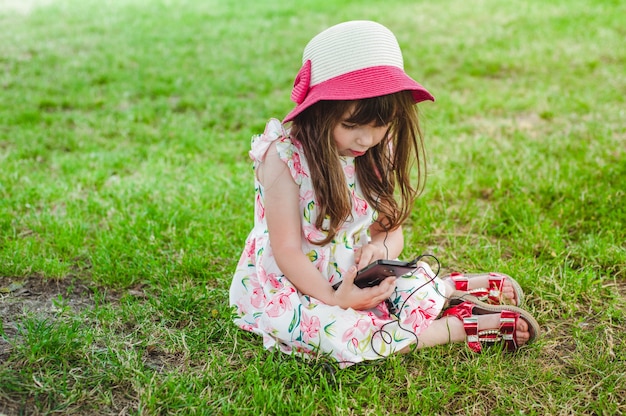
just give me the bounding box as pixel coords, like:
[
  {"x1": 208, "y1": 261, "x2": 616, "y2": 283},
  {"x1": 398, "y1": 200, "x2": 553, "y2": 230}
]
[{"x1": 369, "y1": 253, "x2": 445, "y2": 357}]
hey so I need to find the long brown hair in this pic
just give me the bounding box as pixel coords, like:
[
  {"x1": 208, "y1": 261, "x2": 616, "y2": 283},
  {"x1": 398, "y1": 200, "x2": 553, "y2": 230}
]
[{"x1": 290, "y1": 91, "x2": 426, "y2": 245}]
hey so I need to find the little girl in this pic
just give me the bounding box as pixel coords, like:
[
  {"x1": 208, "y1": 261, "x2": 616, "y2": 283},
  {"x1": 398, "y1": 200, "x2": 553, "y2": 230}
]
[{"x1": 229, "y1": 21, "x2": 540, "y2": 366}]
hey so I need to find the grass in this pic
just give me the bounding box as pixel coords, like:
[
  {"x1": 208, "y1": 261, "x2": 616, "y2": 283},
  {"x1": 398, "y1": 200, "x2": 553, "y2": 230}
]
[{"x1": 0, "y1": 0, "x2": 625, "y2": 414}]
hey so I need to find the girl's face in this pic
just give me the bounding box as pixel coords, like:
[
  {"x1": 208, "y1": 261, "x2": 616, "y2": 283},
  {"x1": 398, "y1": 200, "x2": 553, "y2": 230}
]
[{"x1": 332, "y1": 109, "x2": 390, "y2": 157}]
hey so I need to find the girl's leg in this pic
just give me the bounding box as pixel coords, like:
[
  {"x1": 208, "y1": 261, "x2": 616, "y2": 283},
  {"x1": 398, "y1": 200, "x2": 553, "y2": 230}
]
[
  {"x1": 411, "y1": 313, "x2": 531, "y2": 349},
  {"x1": 415, "y1": 316, "x2": 465, "y2": 348},
  {"x1": 441, "y1": 279, "x2": 456, "y2": 309}
]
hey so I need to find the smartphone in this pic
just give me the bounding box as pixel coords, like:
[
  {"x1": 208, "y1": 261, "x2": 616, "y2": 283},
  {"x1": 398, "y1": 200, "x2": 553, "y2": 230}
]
[{"x1": 332, "y1": 259, "x2": 417, "y2": 290}]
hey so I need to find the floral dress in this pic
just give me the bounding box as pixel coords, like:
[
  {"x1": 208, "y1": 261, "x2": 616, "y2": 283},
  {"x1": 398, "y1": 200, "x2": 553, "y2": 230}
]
[{"x1": 229, "y1": 119, "x2": 447, "y2": 366}]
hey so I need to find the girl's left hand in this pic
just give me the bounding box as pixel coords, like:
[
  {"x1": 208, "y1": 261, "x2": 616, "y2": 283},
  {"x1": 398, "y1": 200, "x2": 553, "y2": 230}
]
[
  {"x1": 354, "y1": 243, "x2": 387, "y2": 271},
  {"x1": 332, "y1": 266, "x2": 397, "y2": 310}
]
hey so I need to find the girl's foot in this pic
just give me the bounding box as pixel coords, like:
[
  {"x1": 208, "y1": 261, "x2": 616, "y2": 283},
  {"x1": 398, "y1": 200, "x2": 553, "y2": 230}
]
[
  {"x1": 441, "y1": 300, "x2": 539, "y2": 352},
  {"x1": 443, "y1": 272, "x2": 524, "y2": 306},
  {"x1": 477, "y1": 312, "x2": 531, "y2": 345}
]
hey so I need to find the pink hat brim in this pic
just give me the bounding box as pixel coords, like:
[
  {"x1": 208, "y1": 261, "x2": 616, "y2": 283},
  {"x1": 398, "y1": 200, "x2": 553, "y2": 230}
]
[{"x1": 283, "y1": 65, "x2": 434, "y2": 123}]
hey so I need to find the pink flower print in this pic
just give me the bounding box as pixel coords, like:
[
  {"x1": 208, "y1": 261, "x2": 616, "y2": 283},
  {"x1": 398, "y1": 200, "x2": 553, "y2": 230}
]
[
  {"x1": 396, "y1": 290, "x2": 413, "y2": 305},
  {"x1": 300, "y1": 189, "x2": 314, "y2": 204},
  {"x1": 243, "y1": 239, "x2": 256, "y2": 262},
  {"x1": 420, "y1": 298, "x2": 439, "y2": 320},
  {"x1": 257, "y1": 266, "x2": 268, "y2": 284},
  {"x1": 314, "y1": 250, "x2": 329, "y2": 274},
  {"x1": 250, "y1": 287, "x2": 266, "y2": 308},
  {"x1": 356, "y1": 318, "x2": 372, "y2": 333},
  {"x1": 291, "y1": 152, "x2": 309, "y2": 179},
  {"x1": 341, "y1": 327, "x2": 356, "y2": 343},
  {"x1": 257, "y1": 267, "x2": 281, "y2": 289},
  {"x1": 300, "y1": 313, "x2": 321, "y2": 343},
  {"x1": 403, "y1": 308, "x2": 423, "y2": 331},
  {"x1": 350, "y1": 337, "x2": 359, "y2": 350},
  {"x1": 341, "y1": 318, "x2": 371, "y2": 343},
  {"x1": 303, "y1": 224, "x2": 326, "y2": 243},
  {"x1": 265, "y1": 288, "x2": 295, "y2": 317},
  {"x1": 374, "y1": 302, "x2": 388, "y2": 316},
  {"x1": 255, "y1": 193, "x2": 265, "y2": 221},
  {"x1": 351, "y1": 191, "x2": 368, "y2": 216},
  {"x1": 344, "y1": 164, "x2": 355, "y2": 178},
  {"x1": 239, "y1": 323, "x2": 255, "y2": 332},
  {"x1": 243, "y1": 275, "x2": 265, "y2": 308},
  {"x1": 293, "y1": 343, "x2": 314, "y2": 355},
  {"x1": 266, "y1": 273, "x2": 282, "y2": 289},
  {"x1": 403, "y1": 299, "x2": 438, "y2": 331},
  {"x1": 316, "y1": 248, "x2": 328, "y2": 264},
  {"x1": 235, "y1": 299, "x2": 248, "y2": 316}
]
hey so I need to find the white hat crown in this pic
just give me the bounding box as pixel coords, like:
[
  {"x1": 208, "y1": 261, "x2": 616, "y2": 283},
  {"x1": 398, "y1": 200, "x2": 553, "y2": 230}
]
[{"x1": 303, "y1": 21, "x2": 405, "y2": 86}]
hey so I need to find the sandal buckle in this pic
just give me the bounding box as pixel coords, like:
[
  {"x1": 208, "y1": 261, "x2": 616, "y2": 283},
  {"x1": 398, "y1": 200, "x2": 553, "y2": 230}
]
[{"x1": 463, "y1": 317, "x2": 481, "y2": 353}]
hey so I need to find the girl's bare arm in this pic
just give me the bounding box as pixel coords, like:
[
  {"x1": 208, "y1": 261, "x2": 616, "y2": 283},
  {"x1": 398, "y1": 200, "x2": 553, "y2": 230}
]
[{"x1": 260, "y1": 143, "x2": 395, "y2": 309}]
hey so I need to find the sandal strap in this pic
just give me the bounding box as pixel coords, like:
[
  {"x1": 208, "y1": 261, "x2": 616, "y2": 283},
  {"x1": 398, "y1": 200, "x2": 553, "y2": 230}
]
[
  {"x1": 448, "y1": 272, "x2": 506, "y2": 304},
  {"x1": 442, "y1": 302, "x2": 483, "y2": 352},
  {"x1": 488, "y1": 274, "x2": 505, "y2": 304},
  {"x1": 442, "y1": 301, "x2": 474, "y2": 320},
  {"x1": 462, "y1": 317, "x2": 481, "y2": 353},
  {"x1": 443, "y1": 301, "x2": 521, "y2": 353},
  {"x1": 500, "y1": 310, "x2": 518, "y2": 351}
]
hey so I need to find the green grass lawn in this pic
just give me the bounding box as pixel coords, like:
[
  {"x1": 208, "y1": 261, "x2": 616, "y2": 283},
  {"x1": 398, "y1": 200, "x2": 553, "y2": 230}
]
[{"x1": 1, "y1": 0, "x2": 625, "y2": 414}]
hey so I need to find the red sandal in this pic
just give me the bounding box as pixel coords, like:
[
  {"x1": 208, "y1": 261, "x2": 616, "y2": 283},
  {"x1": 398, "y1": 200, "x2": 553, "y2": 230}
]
[
  {"x1": 442, "y1": 301, "x2": 540, "y2": 353},
  {"x1": 444, "y1": 272, "x2": 525, "y2": 306}
]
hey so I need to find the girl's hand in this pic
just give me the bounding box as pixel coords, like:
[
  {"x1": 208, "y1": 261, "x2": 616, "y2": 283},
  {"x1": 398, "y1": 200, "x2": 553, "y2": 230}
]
[
  {"x1": 332, "y1": 266, "x2": 396, "y2": 310},
  {"x1": 354, "y1": 243, "x2": 387, "y2": 271}
]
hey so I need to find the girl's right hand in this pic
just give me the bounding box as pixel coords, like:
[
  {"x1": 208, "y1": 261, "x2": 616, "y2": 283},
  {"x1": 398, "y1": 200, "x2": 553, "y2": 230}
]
[{"x1": 333, "y1": 266, "x2": 397, "y2": 310}]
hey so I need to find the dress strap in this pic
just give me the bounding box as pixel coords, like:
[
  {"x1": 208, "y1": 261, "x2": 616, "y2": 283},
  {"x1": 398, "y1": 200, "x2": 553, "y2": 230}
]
[{"x1": 249, "y1": 118, "x2": 287, "y2": 163}]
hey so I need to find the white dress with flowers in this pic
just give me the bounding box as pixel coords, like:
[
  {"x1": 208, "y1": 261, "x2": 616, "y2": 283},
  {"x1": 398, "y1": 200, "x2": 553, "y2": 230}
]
[{"x1": 229, "y1": 119, "x2": 447, "y2": 365}]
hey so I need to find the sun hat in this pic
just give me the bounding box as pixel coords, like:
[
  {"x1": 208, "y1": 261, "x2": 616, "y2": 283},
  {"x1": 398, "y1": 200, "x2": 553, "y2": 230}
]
[{"x1": 283, "y1": 20, "x2": 434, "y2": 123}]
